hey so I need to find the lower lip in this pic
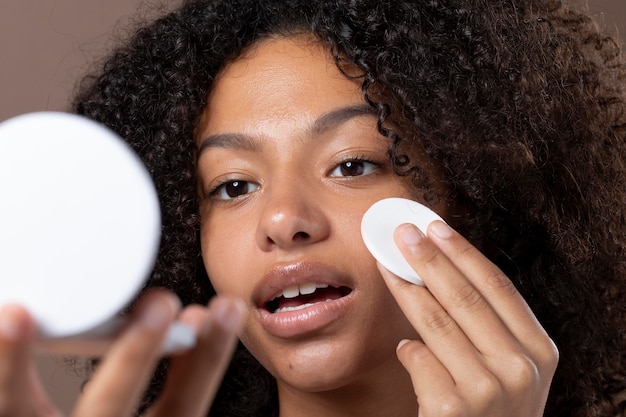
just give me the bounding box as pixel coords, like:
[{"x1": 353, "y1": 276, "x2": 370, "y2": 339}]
[{"x1": 256, "y1": 293, "x2": 354, "y2": 339}]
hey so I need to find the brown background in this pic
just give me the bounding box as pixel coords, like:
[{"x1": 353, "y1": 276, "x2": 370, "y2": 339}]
[{"x1": 0, "y1": 0, "x2": 624, "y2": 413}]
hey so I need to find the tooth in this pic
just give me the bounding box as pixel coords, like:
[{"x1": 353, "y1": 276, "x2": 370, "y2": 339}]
[
  {"x1": 299, "y1": 283, "x2": 316, "y2": 295},
  {"x1": 276, "y1": 302, "x2": 316, "y2": 313},
  {"x1": 316, "y1": 283, "x2": 329, "y2": 289},
  {"x1": 274, "y1": 298, "x2": 339, "y2": 314},
  {"x1": 282, "y1": 285, "x2": 300, "y2": 299}
]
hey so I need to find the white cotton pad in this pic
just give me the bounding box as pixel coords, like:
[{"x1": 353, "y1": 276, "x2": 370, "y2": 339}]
[
  {"x1": 360, "y1": 197, "x2": 444, "y2": 286},
  {"x1": 0, "y1": 112, "x2": 194, "y2": 355}
]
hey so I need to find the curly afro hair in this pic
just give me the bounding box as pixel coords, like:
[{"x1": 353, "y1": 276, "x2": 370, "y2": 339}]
[{"x1": 72, "y1": 0, "x2": 626, "y2": 416}]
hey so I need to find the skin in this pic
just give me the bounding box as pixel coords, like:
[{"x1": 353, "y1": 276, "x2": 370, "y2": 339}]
[
  {"x1": 0, "y1": 292, "x2": 246, "y2": 417},
  {"x1": 196, "y1": 36, "x2": 427, "y2": 416},
  {"x1": 0, "y1": 35, "x2": 558, "y2": 417},
  {"x1": 196, "y1": 35, "x2": 559, "y2": 417}
]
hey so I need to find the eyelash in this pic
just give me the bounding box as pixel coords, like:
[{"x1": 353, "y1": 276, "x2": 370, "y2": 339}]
[
  {"x1": 206, "y1": 156, "x2": 383, "y2": 201},
  {"x1": 330, "y1": 155, "x2": 381, "y2": 176},
  {"x1": 206, "y1": 178, "x2": 258, "y2": 201}
]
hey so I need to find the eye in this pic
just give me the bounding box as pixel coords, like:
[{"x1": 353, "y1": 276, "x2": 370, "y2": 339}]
[
  {"x1": 330, "y1": 159, "x2": 379, "y2": 177},
  {"x1": 211, "y1": 180, "x2": 260, "y2": 200}
]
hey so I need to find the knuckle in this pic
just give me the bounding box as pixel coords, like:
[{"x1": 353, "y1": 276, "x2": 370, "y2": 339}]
[
  {"x1": 536, "y1": 337, "x2": 560, "y2": 372},
  {"x1": 447, "y1": 283, "x2": 486, "y2": 312},
  {"x1": 419, "y1": 246, "x2": 445, "y2": 271},
  {"x1": 482, "y1": 266, "x2": 517, "y2": 295},
  {"x1": 471, "y1": 372, "x2": 502, "y2": 399},
  {"x1": 422, "y1": 395, "x2": 467, "y2": 417},
  {"x1": 420, "y1": 308, "x2": 456, "y2": 336},
  {"x1": 506, "y1": 354, "x2": 540, "y2": 392},
  {"x1": 455, "y1": 240, "x2": 476, "y2": 259}
]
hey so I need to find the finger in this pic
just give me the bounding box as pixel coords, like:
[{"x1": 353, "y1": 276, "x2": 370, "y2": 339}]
[
  {"x1": 388, "y1": 222, "x2": 557, "y2": 413},
  {"x1": 391, "y1": 222, "x2": 522, "y2": 359},
  {"x1": 396, "y1": 221, "x2": 558, "y2": 393},
  {"x1": 382, "y1": 222, "x2": 526, "y2": 388},
  {"x1": 395, "y1": 338, "x2": 455, "y2": 397},
  {"x1": 71, "y1": 290, "x2": 179, "y2": 417},
  {"x1": 379, "y1": 263, "x2": 495, "y2": 386},
  {"x1": 425, "y1": 221, "x2": 558, "y2": 362},
  {"x1": 0, "y1": 305, "x2": 63, "y2": 417},
  {"x1": 382, "y1": 255, "x2": 541, "y2": 414},
  {"x1": 147, "y1": 296, "x2": 246, "y2": 417},
  {"x1": 0, "y1": 304, "x2": 37, "y2": 416}
]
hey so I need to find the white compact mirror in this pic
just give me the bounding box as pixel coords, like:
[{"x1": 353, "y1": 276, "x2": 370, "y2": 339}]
[
  {"x1": 0, "y1": 112, "x2": 194, "y2": 355},
  {"x1": 361, "y1": 197, "x2": 445, "y2": 286}
]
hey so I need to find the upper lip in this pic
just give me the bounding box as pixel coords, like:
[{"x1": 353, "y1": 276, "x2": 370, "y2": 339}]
[{"x1": 252, "y1": 260, "x2": 354, "y2": 309}]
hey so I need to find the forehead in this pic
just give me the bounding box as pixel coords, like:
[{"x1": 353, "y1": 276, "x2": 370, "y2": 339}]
[{"x1": 196, "y1": 36, "x2": 365, "y2": 141}]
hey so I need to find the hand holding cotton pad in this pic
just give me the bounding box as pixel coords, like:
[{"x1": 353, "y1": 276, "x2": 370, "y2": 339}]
[
  {"x1": 0, "y1": 112, "x2": 195, "y2": 356},
  {"x1": 361, "y1": 197, "x2": 445, "y2": 286}
]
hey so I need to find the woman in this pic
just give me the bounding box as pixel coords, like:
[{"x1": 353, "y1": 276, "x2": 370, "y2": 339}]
[{"x1": 2, "y1": 0, "x2": 625, "y2": 416}]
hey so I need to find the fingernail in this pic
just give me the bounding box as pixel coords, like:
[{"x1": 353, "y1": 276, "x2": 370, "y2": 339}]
[
  {"x1": 396, "y1": 339, "x2": 410, "y2": 351},
  {"x1": 139, "y1": 295, "x2": 179, "y2": 330},
  {"x1": 430, "y1": 220, "x2": 453, "y2": 239},
  {"x1": 397, "y1": 223, "x2": 424, "y2": 246},
  {"x1": 214, "y1": 299, "x2": 247, "y2": 330},
  {"x1": 0, "y1": 305, "x2": 26, "y2": 341}
]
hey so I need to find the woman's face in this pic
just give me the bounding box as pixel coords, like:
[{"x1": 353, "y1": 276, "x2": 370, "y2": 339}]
[{"x1": 195, "y1": 36, "x2": 442, "y2": 392}]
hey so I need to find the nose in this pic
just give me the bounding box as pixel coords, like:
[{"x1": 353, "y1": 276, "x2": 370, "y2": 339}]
[{"x1": 255, "y1": 181, "x2": 330, "y2": 251}]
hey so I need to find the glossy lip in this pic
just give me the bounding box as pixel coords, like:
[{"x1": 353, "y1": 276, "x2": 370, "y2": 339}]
[{"x1": 253, "y1": 261, "x2": 355, "y2": 339}]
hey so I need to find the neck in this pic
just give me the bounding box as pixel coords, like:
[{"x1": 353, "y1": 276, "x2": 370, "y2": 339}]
[{"x1": 276, "y1": 355, "x2": 417, "y2": 417}]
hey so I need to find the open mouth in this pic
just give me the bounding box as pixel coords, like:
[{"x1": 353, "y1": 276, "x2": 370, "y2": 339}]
[{"x1": 265, "y1": 283, "x2": 352, "y2": 314}]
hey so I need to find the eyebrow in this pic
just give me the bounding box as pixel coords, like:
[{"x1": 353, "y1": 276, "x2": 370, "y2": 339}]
[
  {"x1": 311, "y1": 104, "x2": 377, "y2": 135},
  {"x1": 197, "y1": 104, "x2": 377, "y2": 155}
]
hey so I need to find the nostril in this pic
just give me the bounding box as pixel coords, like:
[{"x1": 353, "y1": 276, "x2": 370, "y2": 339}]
[
  {"x1": 293, "y1": 231, "x2": 310, "y2": 241},
  {"x1": 263, "y1": 231, "x2": 309, "y2": 247}
]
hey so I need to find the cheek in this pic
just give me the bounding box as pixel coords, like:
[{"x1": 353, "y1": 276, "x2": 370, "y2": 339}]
[{"x1": 200, "y1": 217, "x2": 251, "y2": 295}]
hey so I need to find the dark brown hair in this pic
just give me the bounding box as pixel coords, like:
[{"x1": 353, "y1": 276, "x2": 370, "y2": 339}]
[{"x1": 73, "y1": 1, "x2": 626, "y2": 415}]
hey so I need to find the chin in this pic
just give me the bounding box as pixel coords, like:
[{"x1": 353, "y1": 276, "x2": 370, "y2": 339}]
[{"x1": 252, "y1": 333, "x2": 400, "y2": 393}]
